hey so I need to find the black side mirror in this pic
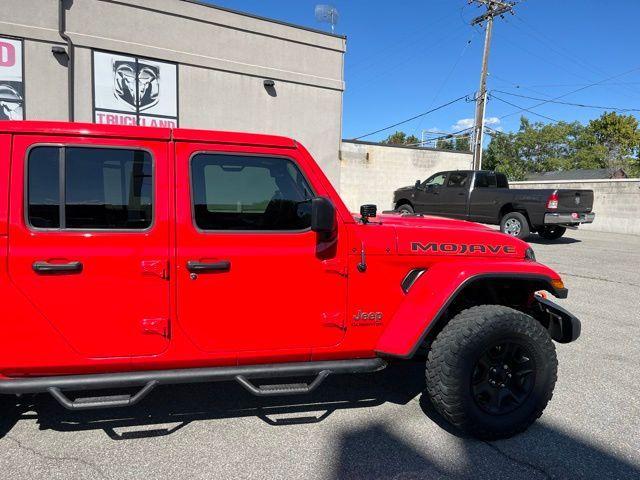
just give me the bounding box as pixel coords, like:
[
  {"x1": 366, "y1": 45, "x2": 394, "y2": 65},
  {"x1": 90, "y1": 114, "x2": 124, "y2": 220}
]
[
  {"x1": 311, "y1": 197, "x2": 335, "y2": 233},
  {"x1": 415, "y1": 180, "x2": 421, "y2": 189},
  {"x1": 360, "y1": 204, "x2": 377, "y2": 224}
]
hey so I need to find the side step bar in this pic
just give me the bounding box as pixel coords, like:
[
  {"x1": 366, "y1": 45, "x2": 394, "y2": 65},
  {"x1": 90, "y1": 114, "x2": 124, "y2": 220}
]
[{"x1": 0, "y1": 358, "x2": 387, "y2": 410}]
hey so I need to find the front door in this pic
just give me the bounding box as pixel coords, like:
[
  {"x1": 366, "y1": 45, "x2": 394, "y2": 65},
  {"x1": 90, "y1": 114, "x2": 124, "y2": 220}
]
[
  {"x1": 8, "y1": 136, "x2": 171, "y2": 358},
  {"x1": 438, "y1": 171, "x2": 470, "y2": 219},
  {"x1": 414, "y1": 172, "x2": 447, "y2": 215},
  {"x1": 175, "y1": 143, "x2": 347, "y2": 358}
]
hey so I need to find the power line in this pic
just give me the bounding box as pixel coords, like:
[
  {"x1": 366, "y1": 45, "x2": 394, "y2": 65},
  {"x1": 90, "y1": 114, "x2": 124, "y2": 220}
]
[
  {"x1": 497, "y1": 66, "x2": 640, "y2": 120},
  {"x1": 350, "y1": 94, "x2": 472, "y2": 141},
  {"x1": 492, "y1": 90, "x2": 640, "y2": 112},
  {"x1": 469, "y1": 0, "x2": 517, "y2": 169},
  {"x1": 489, "y1": 93, "x2": 559, "y2": 122},
  {"x1": 512, "y1": 15, "x2": 640, "y2": 100},
  {"x1": 412, "y1": 33, "x2": 477, "y2": 137}
]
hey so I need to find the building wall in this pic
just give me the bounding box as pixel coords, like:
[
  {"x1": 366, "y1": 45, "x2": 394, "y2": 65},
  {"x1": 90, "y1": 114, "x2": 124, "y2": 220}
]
[
  {"x1": 339, "y1": 141, "x2": 473, "y2": 212},
  {"x1": 0, "y1": 0, "x2": 345, "y2": 185},
  {"x1": 511, "y1": 179, "x2": 640, "y2": 236}
]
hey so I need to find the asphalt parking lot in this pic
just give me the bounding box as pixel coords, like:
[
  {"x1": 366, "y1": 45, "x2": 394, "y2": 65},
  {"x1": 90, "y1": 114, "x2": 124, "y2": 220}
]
[{"x1": 1, "y1": 229, "x2": 638, "y2": 480}]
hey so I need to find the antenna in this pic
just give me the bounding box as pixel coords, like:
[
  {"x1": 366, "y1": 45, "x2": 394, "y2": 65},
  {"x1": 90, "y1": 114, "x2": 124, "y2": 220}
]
[{"x1": 314, "y1": 4, "x2": 339, "y2": 33}]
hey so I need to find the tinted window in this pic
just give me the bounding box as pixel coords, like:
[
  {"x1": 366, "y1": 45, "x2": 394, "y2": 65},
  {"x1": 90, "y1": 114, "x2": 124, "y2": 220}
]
[
  {"x1": 65, "y1": 148, "x2": 152, "y2": 229},
  {"x1": 475, "y1": 172, "x2": 497, "y2": 188},
  {"x1": 192, "y1": 154, "x2": 314, "y2": 231},
  {"x1": 27, "y1": 146, "x2": 153, "y2": 230},
  {"x1": 447, "y1": 172, "x2": 469, "y2": 188},
  {"x1": 423, "y1": 173, "x2": 446, "y2": 187},
  {"x1": 496, "y1": 173, "x2": 509, "y2": 188},
  {"x1": 28, "y1": 147, "x2": 60, "y2": 228}
]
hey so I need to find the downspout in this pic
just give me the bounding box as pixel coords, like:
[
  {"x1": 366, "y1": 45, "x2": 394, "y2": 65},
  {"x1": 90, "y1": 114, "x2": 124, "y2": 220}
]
[{"x1": 58, "y1": 0, "x2": 74, "y2": 122}]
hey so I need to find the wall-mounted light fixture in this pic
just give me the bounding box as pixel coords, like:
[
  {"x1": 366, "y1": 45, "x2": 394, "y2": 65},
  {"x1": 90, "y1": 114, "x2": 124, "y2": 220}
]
[
  {"x1": 51, "y1": 45, "x2": 69, "y2": 60},
  {"x1": 263, "y1": 79, "x2": 275, "y2": 88}
]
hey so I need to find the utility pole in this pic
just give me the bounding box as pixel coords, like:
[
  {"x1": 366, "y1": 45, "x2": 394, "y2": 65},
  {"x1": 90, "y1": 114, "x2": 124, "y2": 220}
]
[{"x1": 470, "y1": 0, "x2": 515, "y2": 169}]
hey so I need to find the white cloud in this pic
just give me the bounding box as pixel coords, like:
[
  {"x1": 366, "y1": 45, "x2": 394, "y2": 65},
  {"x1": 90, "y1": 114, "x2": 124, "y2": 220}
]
[
  {"x1": 451, "y1": 117, "x2": 500, "y2": 131},
  {"x1": 451, "y1": 118, "x2": 474, "y2": 131}
]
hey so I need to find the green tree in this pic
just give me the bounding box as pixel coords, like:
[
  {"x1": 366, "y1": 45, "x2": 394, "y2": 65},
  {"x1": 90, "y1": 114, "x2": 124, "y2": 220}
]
[
  {"x1": 436, "y1": 138, "x2": 454, "y2": 150},
  {"x1": 482, "y1": 112, "x2": 640, "y2": 180},
  {"x1": 382, "y1": 131, "x2": 420, "y2": 146},
  {"x1": 584, "y1": 112, "x2": 640, "y2": 172},
  {"x1": 454, "y1": 135, "x2": 471, "y2": 152}
]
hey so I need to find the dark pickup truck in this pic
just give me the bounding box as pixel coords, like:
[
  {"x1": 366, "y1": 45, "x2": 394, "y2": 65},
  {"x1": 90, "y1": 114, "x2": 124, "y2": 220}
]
[{"x1": 393, "y1": 170, "x2": 595, "y2": 240}]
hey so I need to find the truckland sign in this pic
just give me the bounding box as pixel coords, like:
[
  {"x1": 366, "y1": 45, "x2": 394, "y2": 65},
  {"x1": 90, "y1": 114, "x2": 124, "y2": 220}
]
[
  {"x1": 93, "y1": 51, "x2": 178, "y2": 127},
  {"x1": 0, "y1": 37, "x2": 24, "y2": 121}
]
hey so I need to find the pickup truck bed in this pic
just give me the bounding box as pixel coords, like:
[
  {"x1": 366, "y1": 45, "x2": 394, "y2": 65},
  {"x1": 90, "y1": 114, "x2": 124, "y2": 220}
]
[{"x1": 393, "y1": 170, "x2": 595, "y2": 240}]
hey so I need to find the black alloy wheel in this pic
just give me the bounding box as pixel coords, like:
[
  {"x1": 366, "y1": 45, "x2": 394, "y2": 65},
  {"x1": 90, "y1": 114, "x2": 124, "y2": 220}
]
[{"x1": 471, "y1": 341, "x2": 536, "y2": 415}]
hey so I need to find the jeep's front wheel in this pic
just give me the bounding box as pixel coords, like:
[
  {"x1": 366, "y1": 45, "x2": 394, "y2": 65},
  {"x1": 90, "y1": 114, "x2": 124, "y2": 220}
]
[{"x1": 425, "y1": 305, "x2": 557, "y2": 440}]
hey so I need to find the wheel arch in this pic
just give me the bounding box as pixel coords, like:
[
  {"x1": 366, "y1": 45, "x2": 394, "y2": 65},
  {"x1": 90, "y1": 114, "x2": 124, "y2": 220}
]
[
  {"x1": 499, "y1": 204, "x2": 532, "y2": 228},
  {"x1": 395, "y1": 198, "x2": 413, "y2": 209},
  {"x1": 375, "y1": 270, "x2": 567, "y2": 359}
]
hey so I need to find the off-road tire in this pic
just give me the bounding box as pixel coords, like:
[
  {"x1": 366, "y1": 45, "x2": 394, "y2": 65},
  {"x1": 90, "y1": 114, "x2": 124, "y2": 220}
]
[
  {"x1": 538, "y1": 226, "x2": 566, "y2": 240},
  {"x1": 396, "y1": 203, "x2": 414, "y2": 214},
  {"x1": 425, "y1": 305, "x2": 557, "y2": 440},
  {"x1": 500, "y1": 211, "x2": 530, "y2": 239}
]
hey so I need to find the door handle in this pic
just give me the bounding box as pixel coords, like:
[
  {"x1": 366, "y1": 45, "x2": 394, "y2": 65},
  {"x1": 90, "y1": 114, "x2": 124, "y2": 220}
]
[
  {"x1": 33, "y1": 261, "x2": 83, "y2": 274},
  {"x1": 186, "y1": 260, "x2": 231, "y2": 273},
  {"x1": 457, "y1": 192, "x2": 465, "y2": 196}
]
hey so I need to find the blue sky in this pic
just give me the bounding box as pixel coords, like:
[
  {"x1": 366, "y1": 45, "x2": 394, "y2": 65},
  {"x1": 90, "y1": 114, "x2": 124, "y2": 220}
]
[{"x1": 204, "y1": 0, "x2": 640, "y2": 142}]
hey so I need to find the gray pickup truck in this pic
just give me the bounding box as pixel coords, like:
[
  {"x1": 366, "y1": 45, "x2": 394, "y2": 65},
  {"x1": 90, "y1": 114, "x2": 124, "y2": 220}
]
[{"x1": 393, "y1": 170, "x2": 595, "y2": 240}]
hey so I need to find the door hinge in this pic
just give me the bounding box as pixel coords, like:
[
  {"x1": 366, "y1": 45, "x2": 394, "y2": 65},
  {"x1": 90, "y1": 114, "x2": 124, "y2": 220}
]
[
  {"x1": 141, "y1": 318, "x2": 170, "y2": 338},
  {"x1": 322, "y1": 258, "x2": 348, "y2": 277},
  {"x1": 141, "y1": 260, "x2": 169, "y2": 279}
]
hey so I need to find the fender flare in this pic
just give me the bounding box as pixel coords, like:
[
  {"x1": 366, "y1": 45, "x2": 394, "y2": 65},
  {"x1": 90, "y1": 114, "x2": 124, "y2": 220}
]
[{"x1": 375, "y1": 266, "x2": 567, "y2": 359}]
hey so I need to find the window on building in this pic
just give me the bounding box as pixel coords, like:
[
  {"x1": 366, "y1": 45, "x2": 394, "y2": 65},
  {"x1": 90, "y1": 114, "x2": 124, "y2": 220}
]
[
  {"x1": 474, "y1": 172, "x2": 497, "y2": 188},
  {"x1": 27, "y1": 146, "x2": 153, "y2": 230},
  {"x1": 191, "y1": 154, "x2": 314, "y2": 231},
  {"x1": 447, "y1": 172, "x2": 469, "y2": 188}
]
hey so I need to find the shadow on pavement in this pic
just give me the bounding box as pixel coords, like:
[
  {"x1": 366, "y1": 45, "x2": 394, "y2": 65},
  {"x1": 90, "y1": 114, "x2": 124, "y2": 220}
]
[
  {"x1": 1, "y1": 360, "x2": 638, "y2": 479},
  {"x1": 330, "y1": 420, "x2": 640, "y2": 480},
  {"x1": 527, "y1": 235, "x2": 581, "y2": 245},
  {"x1": 0, "y1": 361, "x2": 426, "y2": 440}
]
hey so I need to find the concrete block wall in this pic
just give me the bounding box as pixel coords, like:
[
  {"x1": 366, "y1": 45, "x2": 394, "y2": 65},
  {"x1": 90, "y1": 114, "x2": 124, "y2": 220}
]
[
  {"x1": 511, "y1": 179, "x2": 640, "y2": 236},
  {"x1": 339, "y1": 141, "x2": 473, "y2": 212}
]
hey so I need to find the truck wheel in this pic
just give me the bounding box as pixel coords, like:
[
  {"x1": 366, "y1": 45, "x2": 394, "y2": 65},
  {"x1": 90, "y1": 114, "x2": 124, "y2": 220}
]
[
  {"x1": 500, "y1": 212, "x2": 530, "y2": 239},
  {"x1": 396, "y1": 204, "x2": 414, "y2": 214},
  {"x1": 538, "y1": 226, "x2": 566, "y2": 240},
  {"x1": 425, "y1": 305, "x2": 557, "y2": 440}
]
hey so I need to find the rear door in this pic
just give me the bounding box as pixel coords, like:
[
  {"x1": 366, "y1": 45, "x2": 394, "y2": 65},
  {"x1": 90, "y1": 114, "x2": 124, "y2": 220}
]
[
  {"x1": 175, "y1": 142, "x2": 347, "y2": 361},
  {"x1": 8, "y1": 135, "x2": 171, "y2": 358},
  {"x1": 469, "y1": 171, "x2": 499, "y2": 223}
]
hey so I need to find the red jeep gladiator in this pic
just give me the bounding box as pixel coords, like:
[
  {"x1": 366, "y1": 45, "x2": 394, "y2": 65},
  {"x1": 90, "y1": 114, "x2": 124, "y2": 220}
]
[{"x1": 0, "y1": 121, "x2": 580, "y2": 439}]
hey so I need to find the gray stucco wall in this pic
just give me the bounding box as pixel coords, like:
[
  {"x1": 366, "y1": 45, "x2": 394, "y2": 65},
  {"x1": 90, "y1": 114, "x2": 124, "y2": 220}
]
[
  {"x1": 1, "y1": 0, "x2": 345, "y2": 185},
  {"x1": 339, "y1": 141, "x2": 473, "y2": 212},
  {"x1": 511, "y1": 180, "x2": 640, "y2": 236}
]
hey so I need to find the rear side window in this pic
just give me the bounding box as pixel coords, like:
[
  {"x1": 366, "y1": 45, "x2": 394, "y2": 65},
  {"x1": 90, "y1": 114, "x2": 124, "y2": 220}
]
[
  {"x1": 191, "y1": 154, "x2": 314, "y2": 231},
  {"x1": 27, "y1": 146, "x2": 153, "y2": 230},
  {"x1": 28, "y1": 147, "x2": 61, "y2": 228},
  {"x1": 447, "y1": 172, "x2": 469, "y2": 188},
  {"x1": 474, "y1": 172, "x2": 497, "y2": 188},
  {"x1": 496, "y1": 173, "x2": 509, "y2": 188}
]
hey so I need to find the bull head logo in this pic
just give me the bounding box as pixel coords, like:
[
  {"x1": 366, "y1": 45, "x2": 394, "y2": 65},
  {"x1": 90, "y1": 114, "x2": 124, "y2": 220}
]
[
  {"x1": 113, "y1": 60, "x2": 160, "y2": 111},
  {"x1": 0, "y1": 83, "x2": 24, "y2": 120}
]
